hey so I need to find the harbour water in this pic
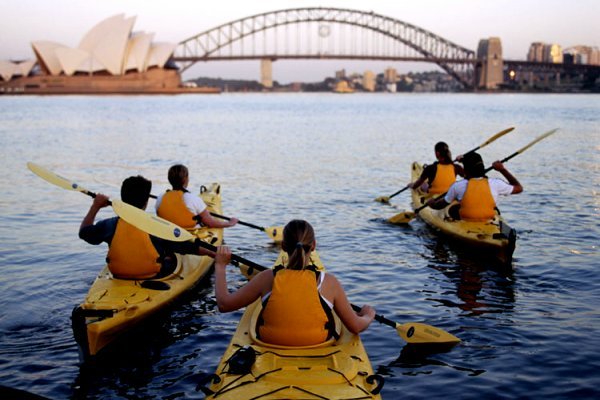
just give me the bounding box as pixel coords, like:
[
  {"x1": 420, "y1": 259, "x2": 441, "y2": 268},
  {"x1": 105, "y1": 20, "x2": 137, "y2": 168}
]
[{"x1": 0, "y1": 93, "x2": 598, "y2": 399}]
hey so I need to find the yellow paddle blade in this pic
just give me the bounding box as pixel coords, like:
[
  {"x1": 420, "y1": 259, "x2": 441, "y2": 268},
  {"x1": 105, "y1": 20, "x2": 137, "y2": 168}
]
[
  {"x1": 388, "y1": 211, "x2": 416, "y2": 224},
  {"x1": 264, "y1": 226, "x2": 283, "y2": 242},
  {"x1": 111, "y1": 199, "x2": 195, "y2": 242},
  {"x1": 397, "y1": 322, "x2": 461, "y2": 345},
  {"x1": 375, "y1": 196, "x2": 390, "y2": 203},
  {"x1": 479, "y1": 126, "x2": 515, "y2": 148},
  {"x1": 27, "y1": 162, "x2": 90, "y2": 194}
]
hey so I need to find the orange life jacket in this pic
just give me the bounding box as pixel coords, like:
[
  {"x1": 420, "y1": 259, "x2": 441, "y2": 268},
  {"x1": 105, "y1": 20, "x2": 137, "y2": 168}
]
[
  {"x1": 157, "y1": 190, "x2": 197, "y2": 229},
  {"x1": 429, "y1": 163, "x2": 457, "y2": 194},
  {"x1": 459, "y1": 178, "x2": 496, "y2": 221},
  {"x1": 107, "y1": 219, "x2": 161, "y2": 279},
  {"x1": 258, "y1": 268, "x2": 335, "y2": 346}
]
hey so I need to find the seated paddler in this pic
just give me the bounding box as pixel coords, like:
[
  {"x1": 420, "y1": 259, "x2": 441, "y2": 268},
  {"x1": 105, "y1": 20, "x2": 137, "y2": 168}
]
[
  {"x1": 410, "y1": 141, "x2": 464, "y2": 194},
  {"x1": 427, "y1": 152, "x2": 523, "y2": 221},
  {"x1": 79, "y1": 175, "x2": 215, "y2": 280},
  {"x1": 214, "y1": 219, "x2": 375, "y2": 347},
  {"x1": 156, "y1": 164, "x2": 238, "y2": 230}
]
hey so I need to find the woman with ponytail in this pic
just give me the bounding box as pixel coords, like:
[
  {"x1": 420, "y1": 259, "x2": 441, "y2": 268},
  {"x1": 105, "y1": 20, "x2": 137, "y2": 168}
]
[
  {"x1": 214, "y1": 220, "x2": 375, "y2": 346},
  {"x1": 410, "y1": 141, "x2": 464, "y2": 194}
]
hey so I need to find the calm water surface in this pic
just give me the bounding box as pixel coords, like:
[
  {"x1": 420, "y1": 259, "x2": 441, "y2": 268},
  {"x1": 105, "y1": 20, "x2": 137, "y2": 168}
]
[{"x1": 0, "y1": 93, "x2": 599, "y2": 399}]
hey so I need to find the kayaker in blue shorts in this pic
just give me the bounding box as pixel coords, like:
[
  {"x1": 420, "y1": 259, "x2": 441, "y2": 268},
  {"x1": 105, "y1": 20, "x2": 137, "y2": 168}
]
[
  {"x1": 410, "y1": 142, "x2": 464, "y2": 194},
  {"x1": 427, "y1": 152, "x2": 523, "y2": 221},
  {"x1": 156, "y1": 164, "x2": 238, "y2": 229},
  {"x1": 213, "y1": 219, "x2": 375, "y2": 347},
  {"x1": 79, "y1": 175, "x2": 215, "y2": 280}
]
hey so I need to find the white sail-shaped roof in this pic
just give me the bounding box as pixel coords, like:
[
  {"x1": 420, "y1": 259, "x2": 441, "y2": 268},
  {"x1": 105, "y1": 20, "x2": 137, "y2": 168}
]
[
  {"x1": 55, "y1": 47, "x2": 91, "y2": 76},
  {"x1": 0, "y1": 61, "x2": 17, "y2": 81},
  {"x1": 124, "y1": 32, "x2": 154, "y2": 73},
  {"x1": 88, "y1": 16, "x2": 135, "y2": 75},
  {"x1": 17, "y1": 60, "x2": 36, "y2": 76},
  {"x1": 146, "y1": 43, "x2": 176, "y2": 68},
  {"x1": 78, "y1": 14, "x2": 126, "y2": 52},
  {"x1": 31, "y1": 41, "x2": 68, "y2": 75},
  {"x1": 22, "y1": 14, "x2": 176, "y2": 79}
]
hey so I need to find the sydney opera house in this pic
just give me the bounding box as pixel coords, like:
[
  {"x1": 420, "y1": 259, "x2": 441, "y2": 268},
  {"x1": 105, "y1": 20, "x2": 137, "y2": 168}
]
[{"x1": 0, "y1": 14, "x2": 217, "y2": 94}]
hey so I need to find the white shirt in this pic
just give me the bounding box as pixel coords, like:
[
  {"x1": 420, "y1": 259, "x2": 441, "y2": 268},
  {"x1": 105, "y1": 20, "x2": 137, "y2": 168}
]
[{"x1": 445, "y1": 178, "x2": 514, "y2": 204}]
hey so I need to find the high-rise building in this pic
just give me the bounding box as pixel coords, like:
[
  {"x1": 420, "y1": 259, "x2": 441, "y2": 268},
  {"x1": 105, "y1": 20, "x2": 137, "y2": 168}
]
[
  {"x1": 362, "y1": 70, "x2": 375, "y2": 92},
  {"x1": 544, "y1": 44, "x2": 563, "y2": 63},
  {"x1": 527, "y1": 42, "x2": 545, "y2": 62},
  {"x1": 383, "y1": 67, "x2": 398, "y2": 83}
]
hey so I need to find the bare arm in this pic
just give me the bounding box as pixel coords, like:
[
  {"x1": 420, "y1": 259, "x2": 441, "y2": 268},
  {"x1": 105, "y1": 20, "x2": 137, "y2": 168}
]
[
  {"x1": 325, "y1": 274, "x2": 375, "y2": 334},
  {"x1": 79, "y1": 193, "x2": 110, "y2": 231},
  {"x1": 428, "y1": 195, "x2": 450, "y2": 210},
  {"x1": 214, "y1": 246, "x2": 271, "y2": 312},
  {"x1": 492, "y1": 161, "x2": 523, "y2": 194},
  {"x1": 197, "y1": 209, "x2": 239, "y2": 228}
]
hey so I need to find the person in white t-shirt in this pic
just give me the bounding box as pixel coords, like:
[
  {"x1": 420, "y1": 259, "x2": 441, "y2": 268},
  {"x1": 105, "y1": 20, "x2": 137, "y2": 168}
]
[
  {"x1": 427, "y1": 152, "x2": 522, "y2": 221},
  {"x1": 156, "y1": 164, "x2": 238, "y2": 229}
]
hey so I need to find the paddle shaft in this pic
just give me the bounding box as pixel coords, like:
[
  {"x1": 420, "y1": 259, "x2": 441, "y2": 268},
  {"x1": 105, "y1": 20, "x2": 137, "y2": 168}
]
[
  {"x1": 457, "y1": 126, "x2": 515, "y2": 160},
  {"x1": 387, "y1": 185, "x2": 410, "y2": 200},
  {"x1": 351, "y1": 304, "x2": 395, "y2": 329},
  {"x1": 210, "y1": 212, "x2": 265, "y2": 231}
]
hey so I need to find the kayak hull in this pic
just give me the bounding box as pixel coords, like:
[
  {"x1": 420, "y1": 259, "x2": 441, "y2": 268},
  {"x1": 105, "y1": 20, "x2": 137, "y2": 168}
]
[
  {"x1": 72, "y1": 183, "x2": 224, "y2": 358},
  {"x1": 205, "y1": 251, "x2": 383, "y2": 399},
  {"x1": 409, "y1": 162, "x2": 516, "y2": 264}
]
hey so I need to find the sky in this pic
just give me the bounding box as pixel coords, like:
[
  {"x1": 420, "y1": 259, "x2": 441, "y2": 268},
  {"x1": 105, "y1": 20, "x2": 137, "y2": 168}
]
[{"x1": 1, "y1": 0, "x2": 598, "y2": 83}]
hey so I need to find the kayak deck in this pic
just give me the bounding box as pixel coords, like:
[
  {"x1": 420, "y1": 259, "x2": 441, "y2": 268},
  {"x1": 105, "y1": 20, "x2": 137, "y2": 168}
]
[
  {"x1": 72, "y1": 183, "x2": 224, "y2": 358},
  {"x1": 204, "y1": 251, "x2": 383, "y2": 399},
  {"x1": 409, "y1": 162, "x2": 516, "y2": 264}
]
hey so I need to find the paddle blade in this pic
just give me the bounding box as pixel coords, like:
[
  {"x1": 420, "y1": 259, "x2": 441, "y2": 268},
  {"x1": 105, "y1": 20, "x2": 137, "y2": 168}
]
[
  {"x1": 480, "y1": 126, "x2": 515, "y2": 147},
  {"x1": 27, "y1": 162, "x2": 91, "y2": 194},
  {"x1": 111, "y1": 199, "x2": 195, "y2": 242},
  {"x1": 264, "y1": 226, "x2": 283, "y2": 242},
  {"x1": 397, "y1": 322, "x2": 461, "y2": 345},
  {"x1": 388, "y1": 211, "x2": 416, "y2": 224},
  {"x1": 375, "y1": 196, "x2": 390, "y2": 203}
]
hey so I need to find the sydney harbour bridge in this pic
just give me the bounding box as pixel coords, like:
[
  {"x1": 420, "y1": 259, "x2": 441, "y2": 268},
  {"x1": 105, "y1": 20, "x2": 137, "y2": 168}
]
[{"x1": 172, "y1": 7, "x2": 599, "y2": 91}]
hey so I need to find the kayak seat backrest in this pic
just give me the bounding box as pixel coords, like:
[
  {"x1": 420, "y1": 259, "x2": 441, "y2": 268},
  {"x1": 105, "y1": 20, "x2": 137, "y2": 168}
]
[{"x1": 249, "y1": 300, "x2": 341, "y2": 350}]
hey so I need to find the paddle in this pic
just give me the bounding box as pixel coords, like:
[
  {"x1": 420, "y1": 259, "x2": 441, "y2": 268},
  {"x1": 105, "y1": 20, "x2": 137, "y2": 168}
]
[
  {"x1": 209, "y1": 212, "x2": 283, "y2": 243},
  {"x1": 96, "y1": 177, "x2": 283, "y2": 242},
  {"x1": 389, "y1": 128, "x2": 558, "y2": 224},
  {"x1": 455, "y1": 126, "x2": 515, "y2": 160},
  {"x1": 110, "y1": 200, "x2": 461, "y2": 345},
  {"x1": 375, "y1": 127, "x2": 515, "y2": 204}
]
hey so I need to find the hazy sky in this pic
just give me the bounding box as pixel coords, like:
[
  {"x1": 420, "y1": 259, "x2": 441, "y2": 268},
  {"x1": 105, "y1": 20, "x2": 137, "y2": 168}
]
[{"x1": 1, "y1": 0, "x2": 597, "y2": 82}]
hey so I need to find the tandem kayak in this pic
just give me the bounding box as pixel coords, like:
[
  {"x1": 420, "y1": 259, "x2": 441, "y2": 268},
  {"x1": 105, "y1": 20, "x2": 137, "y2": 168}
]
[
  {"x1": 203, "y1": 251, "x2": 384, "y2": 399},
  {"x1": 409, "y1": 162, "x2": 516, "y2": 264},
  {"x1": 71, "y1": 183, "x2": 224, "y2": 358}
]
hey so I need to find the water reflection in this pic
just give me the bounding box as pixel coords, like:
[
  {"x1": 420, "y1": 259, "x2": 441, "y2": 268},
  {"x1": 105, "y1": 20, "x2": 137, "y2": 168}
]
[
  {"x1": 378, "y1": 344, "x2": 485, "y2": 377},
  {"x1": 419, "y1": 227, "x2": 516, "y2": 318}
]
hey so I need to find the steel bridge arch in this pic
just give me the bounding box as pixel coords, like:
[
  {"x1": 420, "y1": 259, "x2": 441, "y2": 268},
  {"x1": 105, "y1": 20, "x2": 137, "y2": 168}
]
[{"x1": 175, "y1": 7, "x2": 477, "y2": 88}]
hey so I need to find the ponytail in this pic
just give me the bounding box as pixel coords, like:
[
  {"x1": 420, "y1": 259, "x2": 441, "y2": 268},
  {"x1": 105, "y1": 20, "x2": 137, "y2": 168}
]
[{"x1": 282, "y1": 220, "x2": 315, "y2": 270}]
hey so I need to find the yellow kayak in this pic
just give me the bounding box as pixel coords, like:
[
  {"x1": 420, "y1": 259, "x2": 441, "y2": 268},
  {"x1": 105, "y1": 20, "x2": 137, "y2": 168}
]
[
  {"x1": 72, "y1": 183, "x2": 224, "y2": 358},
  {"x1": 204, "y1": 251, "x2": 384, "y2": 399},
  {"x1": 409, "y1": 162, "x2": 516, "y2": 263}
]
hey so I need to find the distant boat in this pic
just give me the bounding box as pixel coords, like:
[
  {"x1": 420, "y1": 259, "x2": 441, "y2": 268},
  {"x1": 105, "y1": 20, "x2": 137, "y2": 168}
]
[{"x1": 333, "y1": 80, "x2": 354, "y2": 93}]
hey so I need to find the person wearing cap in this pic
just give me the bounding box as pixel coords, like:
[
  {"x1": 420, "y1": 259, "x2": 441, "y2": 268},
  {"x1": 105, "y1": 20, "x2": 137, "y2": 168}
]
[{"x1": 427, "y1": 152, "x2": 523, "y2": 221}]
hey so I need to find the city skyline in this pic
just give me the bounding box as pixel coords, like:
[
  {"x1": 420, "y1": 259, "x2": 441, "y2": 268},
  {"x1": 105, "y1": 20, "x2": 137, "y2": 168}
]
[{"x1": 1, "y1": 0, "x2": 598, "y2": 83}]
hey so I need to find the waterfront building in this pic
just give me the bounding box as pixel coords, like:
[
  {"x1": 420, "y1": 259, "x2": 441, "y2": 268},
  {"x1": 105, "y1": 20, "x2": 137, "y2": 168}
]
[
  {"x1": 363, "y1": 70, "x2": 375, "y2": 92},
  {"x1": 0, "y1": 14, "x2": 219, "y2": 94}
]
